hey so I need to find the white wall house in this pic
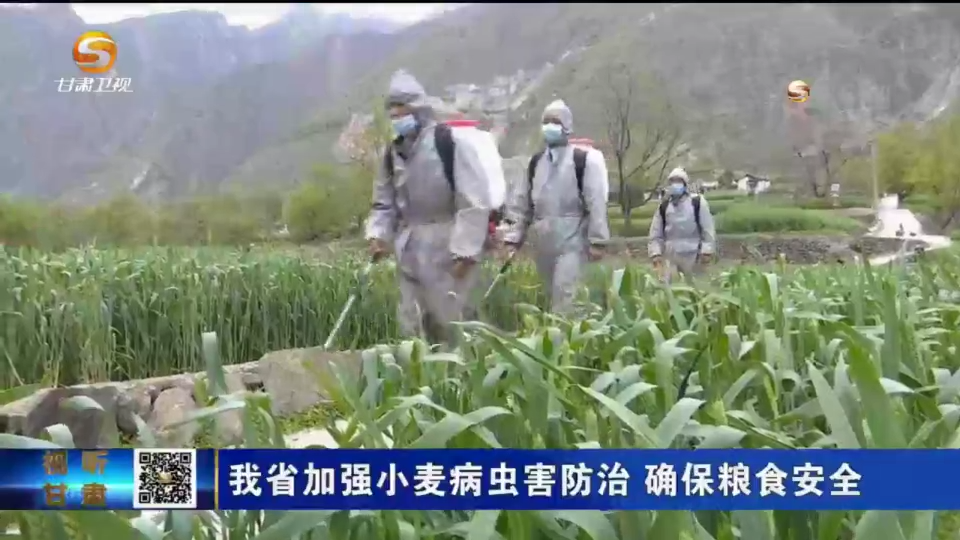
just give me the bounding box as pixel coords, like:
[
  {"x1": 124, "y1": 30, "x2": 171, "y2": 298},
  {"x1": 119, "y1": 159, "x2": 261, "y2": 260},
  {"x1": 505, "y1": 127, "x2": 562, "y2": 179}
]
[
  {"x1": 698, "y1": 180, "x2": 720, "y2": 192},
  {"x1": 735, "y1": 174, "x2": 771, "y2": 194}
]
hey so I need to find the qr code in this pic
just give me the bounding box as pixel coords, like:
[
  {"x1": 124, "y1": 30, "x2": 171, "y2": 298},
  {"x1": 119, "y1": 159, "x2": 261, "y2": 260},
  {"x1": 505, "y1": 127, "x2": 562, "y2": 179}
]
[{"x1": 133, "y1": 449, "x2": 197, "y2": 509}]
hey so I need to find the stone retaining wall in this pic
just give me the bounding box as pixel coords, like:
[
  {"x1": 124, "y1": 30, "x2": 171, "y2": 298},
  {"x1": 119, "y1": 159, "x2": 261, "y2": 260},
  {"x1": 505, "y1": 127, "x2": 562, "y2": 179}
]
[{"x1": 0, "y1": 348, "x2": 359, "y2": 448}]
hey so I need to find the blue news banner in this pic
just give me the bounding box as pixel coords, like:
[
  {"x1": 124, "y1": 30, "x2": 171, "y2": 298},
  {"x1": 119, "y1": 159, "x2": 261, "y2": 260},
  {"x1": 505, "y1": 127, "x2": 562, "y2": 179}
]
[
  {"x1": 2, "y1": 449, "x2": 959, "y2": 510},
  {"x1": 0, "y1": 449, "x2": 216, "y2": 510}
]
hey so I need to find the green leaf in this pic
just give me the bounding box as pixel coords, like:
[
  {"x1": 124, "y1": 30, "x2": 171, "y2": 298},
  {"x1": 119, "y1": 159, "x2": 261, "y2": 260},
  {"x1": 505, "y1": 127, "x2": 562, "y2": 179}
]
[
  {"x1": 649, "y1": 510, "x2": 686, "y2": 539},
  {"x1": 581, "y1": 386, "x2": 658, "y2": 447},
  {"x1": 541, "y1": 510, "x2": 619, "y2": 540},
  {"x1": 655, "y1": 398, "x2": 705, "y2": 448},
  {"x1": 817, "y1": 511, "x2": 846, "y2": 540},
  {"x1": 408, "y1": 406, "x2": 511, "y2": 448},
  {"x1": 249, "y1": 510, "x2": 336, "y2": 540},
  {"x1": 907, "y1": 511, "x2": 934, "y2": 540},
  {"x1": 807, "y1": 362, "x2": 861, "y2": 448},
  {"x1": 853, "y1": 511, "x2": 906, "y2": 540},
  {"x1": 201, "y1": 332, "x2": 229, "y2": 398},
  {"x1": 464, "y1": 510, "x2": 502, "y2": 540},
  {"x1": 843, "y1": 332, "x2": 908, "y2": 448},
  {"x1": 61, "y1": 510, "x2": 150, "y2": 540},
  {"x1": 130, "y1": 516, "x2": 164, "y2": 540},
  {"x1": 734, "y1": 511, "x2": 773, "y2": 540}
]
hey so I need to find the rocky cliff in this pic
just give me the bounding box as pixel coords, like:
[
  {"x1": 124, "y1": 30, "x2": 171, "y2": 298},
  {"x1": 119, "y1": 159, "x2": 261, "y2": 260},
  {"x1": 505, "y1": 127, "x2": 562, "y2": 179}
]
[
  {"x1": 0, "y1": 4, "x2": 399, "y2": 200},
  {"x1": 5, "y1": 4, "x2": 960, "y2": 200},
  {"x1": 236, "y1": 4, "x2": 960, "y2": 191},
  {"x1": 498, "y1": 4, "x2": 960, "y2": 167}
]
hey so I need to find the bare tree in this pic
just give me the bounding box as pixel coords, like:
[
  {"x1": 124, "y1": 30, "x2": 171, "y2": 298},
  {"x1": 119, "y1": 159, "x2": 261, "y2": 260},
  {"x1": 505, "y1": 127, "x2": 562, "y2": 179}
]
[
  {"x1": 338, "y1": 104, "x2": 394, "y2": 229},
  {"x1": 786, "y1": 102, "x2": 856, "y2": 198},
  {"x1": 600, "y1": 64, "x2": 687, "y2": 227},
  {"x1": 817, "y1": 123, "x2": 855, "y2": 196},
  {"x1": 345, "y1": 105, "x2": 394, "y2": 174}
]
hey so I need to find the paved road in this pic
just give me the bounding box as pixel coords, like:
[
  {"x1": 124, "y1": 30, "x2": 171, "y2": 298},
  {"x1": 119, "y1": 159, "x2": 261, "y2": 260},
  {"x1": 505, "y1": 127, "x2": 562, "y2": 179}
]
[{"x1": 867, "y1": 195, "x2": 951, "y2": 264}]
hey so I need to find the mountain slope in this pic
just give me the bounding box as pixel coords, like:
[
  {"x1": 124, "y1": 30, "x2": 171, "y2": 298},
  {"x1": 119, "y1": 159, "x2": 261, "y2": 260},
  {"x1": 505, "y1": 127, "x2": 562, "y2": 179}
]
[
  {"x1": 84, "y1": 29, "x2": 400, "y2": 199},
  {"x1": 8, "y1": 3, "x2": 960, "y2": 200},
  {"x1": 224, "y1": 3, "x2": 661, "y2": 187},
  {"x1": 0, "y1": 6, "x2": 253, "y2": 197},
  {"x1": 0, "y1": 4, "x2": 400, "y2": 200},
  {"x1": 235, "y1": 3, "x2": 960, "y2": 187},
  {"x1": 502, "y1": 4, "x2": 960, "y2": 163}
]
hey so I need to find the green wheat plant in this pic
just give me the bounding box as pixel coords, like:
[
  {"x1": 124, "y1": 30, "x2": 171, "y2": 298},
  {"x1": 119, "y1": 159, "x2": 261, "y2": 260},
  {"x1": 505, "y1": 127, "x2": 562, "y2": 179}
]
[{"x1": 2, "y1": 249, "x2": 960, "y2": 539}]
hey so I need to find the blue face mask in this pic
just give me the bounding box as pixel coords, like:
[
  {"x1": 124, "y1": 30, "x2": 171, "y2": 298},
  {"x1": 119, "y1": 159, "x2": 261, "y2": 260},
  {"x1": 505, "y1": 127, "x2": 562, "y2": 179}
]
[
  {"x1": 542, "y1": 123, "x2": 564, "y2": 145},
  {"x1": 391, "y1": 114, "x2": 418, "y2": 138},
  {"x1": 668, "y1": 183, "x2": 686, "y2": 197}
]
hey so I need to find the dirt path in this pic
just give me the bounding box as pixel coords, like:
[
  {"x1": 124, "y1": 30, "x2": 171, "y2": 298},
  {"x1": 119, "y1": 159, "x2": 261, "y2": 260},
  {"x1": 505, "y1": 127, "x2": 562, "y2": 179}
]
[{"x1": 867, "y1": 195, "x2": 952, "y2": 265}]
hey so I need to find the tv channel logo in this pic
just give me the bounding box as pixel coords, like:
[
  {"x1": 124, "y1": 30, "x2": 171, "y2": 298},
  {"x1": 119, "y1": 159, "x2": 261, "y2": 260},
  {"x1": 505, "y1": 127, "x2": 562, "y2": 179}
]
[
  {"x1": 73, "y1": 31, "x2": 116, "y2": 74},
  {"x1": 787, "y1": 80, "x2": 810, "y2": 104},
  {"x1": 59, "y1": 31, "x2": 131, "y2": 93}
]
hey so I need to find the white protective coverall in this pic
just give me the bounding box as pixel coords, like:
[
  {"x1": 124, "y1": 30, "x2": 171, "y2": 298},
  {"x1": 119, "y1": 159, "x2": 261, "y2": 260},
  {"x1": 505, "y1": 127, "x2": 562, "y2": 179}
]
[
  {"x1": 647, "y1": 168, "x2": 718, "y2": 279},
  {"x1": 503, "y1": 100, "x2": 610, "y2": 314},
  {"x1": 365, "y1": 70, "x2": 496, "y2": 345}
]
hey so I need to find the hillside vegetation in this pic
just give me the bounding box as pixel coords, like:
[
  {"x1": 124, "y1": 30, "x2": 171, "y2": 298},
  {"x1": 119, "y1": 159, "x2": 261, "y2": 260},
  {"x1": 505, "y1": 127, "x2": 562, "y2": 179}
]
[
  {"x1": 241, "y1": 4, "x2": 960, "y2": 190},
  {"x1": 10, "y1": 104, "x2": 960, "y2": 250},
  {"x1": 0, "y1": 4, "x2": 400, "y2": 199},
  {"x1": 4, "y1": 4, "x2": 960, "y2": 200}
]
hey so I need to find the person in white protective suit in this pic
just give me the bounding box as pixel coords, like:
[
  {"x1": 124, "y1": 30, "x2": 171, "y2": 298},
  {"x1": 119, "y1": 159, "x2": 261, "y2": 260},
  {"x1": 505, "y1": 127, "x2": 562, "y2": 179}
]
[
  {"x1": 366, "y1": 70, "x2": 498, "y2": 346},
  {"x1": 647, "y1": 167, "x2": 717, "y2": 281},
  {"x1": 502, "y1": 99, "x2": 610, "y2": 314}
]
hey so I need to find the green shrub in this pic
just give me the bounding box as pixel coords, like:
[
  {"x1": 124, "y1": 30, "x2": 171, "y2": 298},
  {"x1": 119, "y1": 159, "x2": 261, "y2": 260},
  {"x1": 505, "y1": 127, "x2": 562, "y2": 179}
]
[
  {"x1": 607, "y1": 197, "x2": 737, "y2": 224},
  {"x1": 0, "y1": 193, "x2": 285, "y2": 249},
  {"x1": 701, "y1": 198, "x2": 736, "y2": 215},
  {"x1": 152, "y1": 200, "x2": 247, "y2": 246},
  {"x1": 609, "y1": 198, "x2": 864, "y2": 236},
  {"x1": 798, "y1": 196, "x2": 874, "y2": 210},
  {"x1": 609, "y1": 217, "x2": 652, "y2": 237},
  {"x1": 0, "y1": 164, "x2": 376, "y2": 250},
  {"x1": 285, "y1": 165, "x2": 371, "y2": 243},
  {"x1": 902, "y1": 193, "x2": 941, "y2": 218},
  {"x1": 907, "y1": 203, "x2": 940, "y2": 219},
  {"x1": 700, "y1": 189, "x2": 745, "y2": 201},
  {"x1": 0, "y1": 196, "x2": 52, "y2": 247},
  {"x1": 608, "y1": 204, "x2": 658, "y2": 221},
  {"x1": 717, "y1": 202, "x2": 863, "y2": 234}
]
